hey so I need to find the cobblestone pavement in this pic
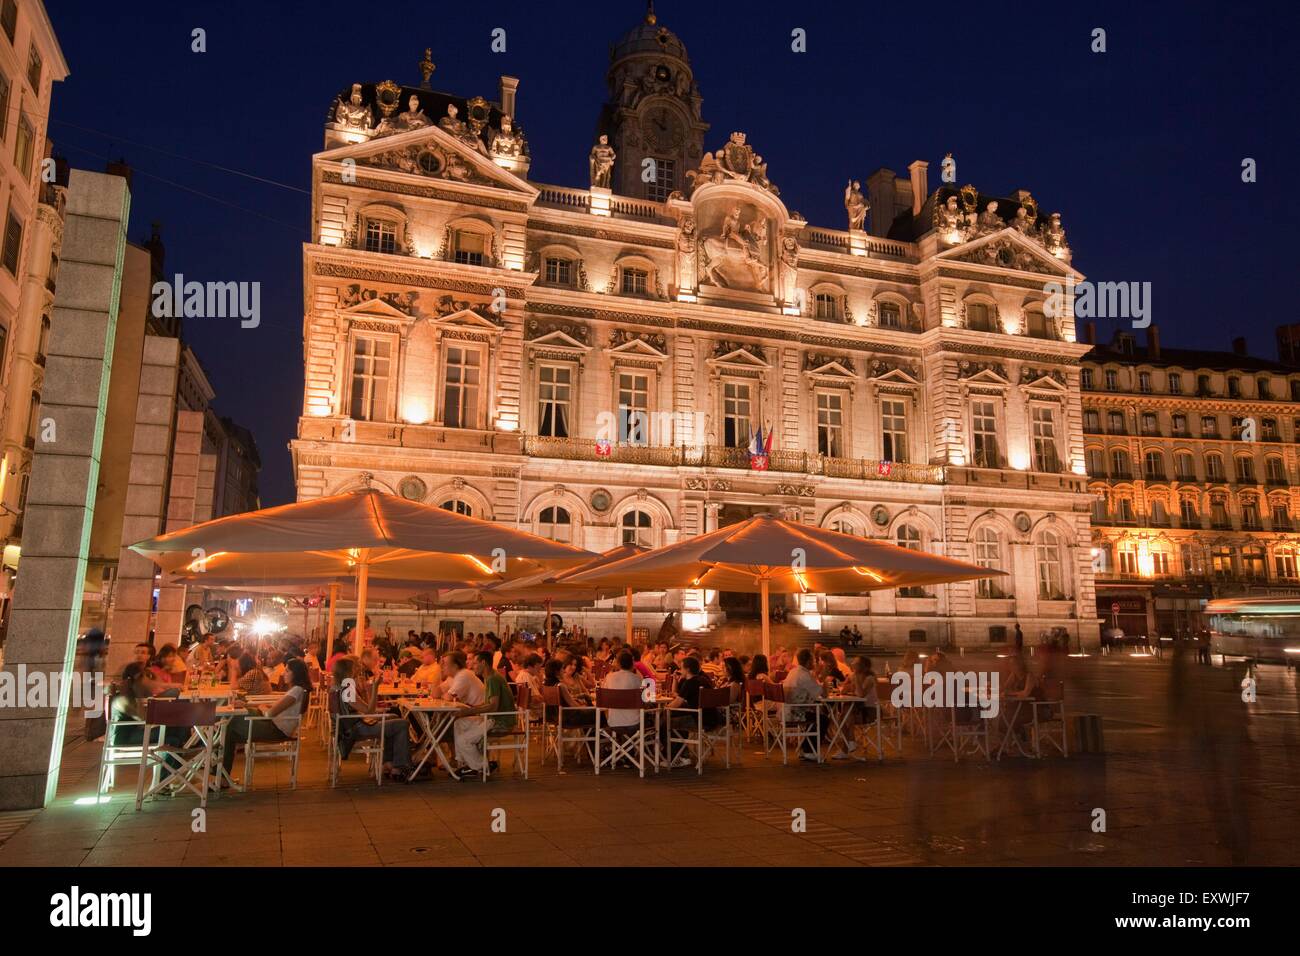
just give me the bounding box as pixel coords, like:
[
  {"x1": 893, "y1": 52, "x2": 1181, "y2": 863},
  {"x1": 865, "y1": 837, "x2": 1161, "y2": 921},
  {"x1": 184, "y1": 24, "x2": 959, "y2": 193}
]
[{"x1": 1, "y1": 653, "x2": 1294, "y2": 867}]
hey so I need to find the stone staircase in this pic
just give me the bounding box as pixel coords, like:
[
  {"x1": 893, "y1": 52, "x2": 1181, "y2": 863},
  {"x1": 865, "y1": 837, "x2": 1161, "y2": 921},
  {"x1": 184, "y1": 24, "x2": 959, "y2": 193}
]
[{"x1": 682, "y1": 617, "x2": 823, "y2": 655}]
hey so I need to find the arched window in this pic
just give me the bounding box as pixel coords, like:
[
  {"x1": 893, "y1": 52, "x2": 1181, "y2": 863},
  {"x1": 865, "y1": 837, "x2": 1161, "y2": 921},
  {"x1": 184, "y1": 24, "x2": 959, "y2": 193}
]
[
  {"x1": 538, "y1": 506, "x2": 572, "y2": 542},
  {"x1": 1180, "y1": 496, "x2": 1199, "y2": 526},
  {"x1": 620, "y1": 509, "x2": 653, "y2": 547},
  {"x1": 1036, "y1": 531, "x2": 1066, "y2": 599},
  {"x1": 1150, "y1": 498, "x2": 1168, "y2": 525},
  {"x1": 440, "y1": 499, "x2": 472, "y2": 517},
  {"x1": 1110, "y1": 448, "x2": 1131, "y2": 478},
  {"x1": 1143, "y1": 450, "x2": 1166, "y2": 481},
  {"x1": 1205, "y1": 453, "x2": 1224, "y2": 482},
  {"x1": 828, "y1": 517, "x2": 861, "y2": 536},
  {"x1": 973, "y1": 527, "x2": 1006, "y2": 598}
]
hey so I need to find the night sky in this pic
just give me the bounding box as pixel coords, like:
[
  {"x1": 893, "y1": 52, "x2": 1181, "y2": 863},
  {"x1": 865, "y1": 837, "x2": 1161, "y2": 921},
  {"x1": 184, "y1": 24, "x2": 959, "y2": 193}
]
[{"x1": 46, "y1": 0, "x2": 1293, "y2": 506}]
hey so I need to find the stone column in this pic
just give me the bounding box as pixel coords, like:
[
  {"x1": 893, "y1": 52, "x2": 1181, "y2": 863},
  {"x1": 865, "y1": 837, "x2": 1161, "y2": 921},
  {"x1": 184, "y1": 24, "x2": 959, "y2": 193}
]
[
  {"x1": 153, "y1": 409, "x2": 203, "y2": 646},
  {"x1": 104, "y1": 335, "x2": 180, "y2": 680},
  {"x1": 0, "y1": 171, "x2": 129, "y2": 809}
]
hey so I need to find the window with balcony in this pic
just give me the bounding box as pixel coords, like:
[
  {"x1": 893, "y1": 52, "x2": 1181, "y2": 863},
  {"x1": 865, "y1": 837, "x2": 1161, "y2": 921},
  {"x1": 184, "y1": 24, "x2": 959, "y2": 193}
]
[
  {"x1": 441, "y1": 344, "x2": 483, "y2": 429},
  {"x1": 1091, "y1": 494, "x2": 1109, "y2": 522},
  {"x1": 1141, "y1": 412, "x2": 1159, "y2": 436},
  {"x1": 1151, "y1": 499, "x2": 1169, "y2": 525},
  {"x1": 1110, "y1": 448, "x2": 1131, "y2": 478},
  {"x1": 971, "y1": 401, "x2": 999, "y2": 468},
  {"x1": 1086, "y1": 447, "x2": 1105, "y2": 476},
  {"x1": 536, "y1": 364, "x2": 572, "y2": 438},
  {"x1": 1180, "y1": 497, "x2": 1199, "y2": 526},
  {"x1": 1242, "y1": 498, "x2": 1261, "y2": 529},
  {"x1": 619, "y1": 371, "x2": 650, "y2": 445},
  {"x1": 1144, "y1": 450, "x2": 1166, "y2": 481},
  {"x1": 722, "y1": 380, "x2": 752, "y2": 449},
  {"x1": 1117, "y1": 498, "x2": 1136, "y2": 523},
  {"x1": 1235, "y1": 456, "x2": 1254, "y2": 483},
  {"x1": 1175, "y1": 452, "x2": 1195, "y2": 481},
  {"x1": 1172, "y1": 413, "x2": 1188, "y2": 436},
  {"x1": 1084, "y1": 409, "x2": 1100, "y2": 433},
  {"x1": 1197, "y1": 374, "x2": 1212, "y2": 396},
  {"x1": 1272, "y1": 500, "x2": 1292, "y2": 529},
  {"x1": 816, "y1": 391, "x2": 845, "y2": 458},
  {"x1": 1206, "y1": 453, "x2": 1225, "y2": 481},
  {"x1": 1211, "y1": 498, "x2": 1229, "y2": 527},
  {"x1": 1201, "y1": 415, "x2": 1219, "y2": 437},
  {"x1": 1262, "y1": 417, "x2": 1279, "y2": 441},
  {"x1": 881, "y1": 398, "x2": 907, "y2": 462},
  {"x1": 1266, "y1": 456, "x2": 1286, "y2": 484}
]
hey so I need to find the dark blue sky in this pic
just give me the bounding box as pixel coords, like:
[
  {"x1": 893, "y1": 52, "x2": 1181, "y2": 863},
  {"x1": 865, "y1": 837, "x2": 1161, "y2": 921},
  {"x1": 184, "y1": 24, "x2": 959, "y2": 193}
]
[{"x1": 47, "y1": 1, "x2": 1293, "y2": 505}]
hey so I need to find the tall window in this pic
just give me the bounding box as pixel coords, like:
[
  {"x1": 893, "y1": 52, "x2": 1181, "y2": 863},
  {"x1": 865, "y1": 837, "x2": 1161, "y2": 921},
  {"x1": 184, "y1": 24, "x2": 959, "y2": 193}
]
[
  {"x1": 881, "y1": 399, "x2": 908, "y2": 462},
  {"x1": 971, "y1": 400, "x2": 998, "y2": 467},
  {"x1": 2, "y1": 206, "x2": 21, "y2": 276},
  {"x1": 645, "y1": 157, "x2": 676, "y2": 203},
  {"x1": 816, "y1": 391, "x2": 844, "y2": 457},
  {"x1": 1211, "y1": 546, "x2": 1234, "y2": 580},
  {"x1": 722, "y1": 380, "x2": 752, "y2": 448},
  {"x1": 1175, "y1": 451, "x2": 1195, "y2": 479},
  {"x1": 1150, "y1": 499, "x2": 1168, "y2": 524},
  {"x1": 1211, "y1": 497, "x2": 1229, "y2": 527},
  {"x1": 0, "y1": 322, "x2": 7, "y2": 383},
  {"x1": 1107, "y1": 410, "x2": 1125, "y2": 433},
  {"x1": 1258, "y1": 376, "x2": 1272, "y2": 399},
  {"x1": 440, "y1": 499, "x2": 473, "y2": 516},
  {"x1": 618, "y1": 371, "x2": 649, "y2": 445},
  {"x1": 1151, "y1": 547, "x2": 1171, "y2": 576},
  {"x1": 1205, "y1": 453, "x2": 1224, "y2": 481},
  {"x1": 1, "y1": 1, "x2": 15, "y2": 44},
  {"x1": 1275, "y1": 546, "x2": 1298, "y2": 580},
  {"x1": 442, "y1": 344, "x2": 481, "y2": 429},
  {"x1": 26, "y1": 43, "x2": 41, "y2": 92},
  {"x1": 1168, "y1": 372, "x2": 1182, "y2": 394},
  {"x1": 1242, "y1": 497, "x2": 1260, "y2": 528},
  {"x1": 1084, "y1": 409, "x2": 1100, "y2": 432},
  {"x1": 1081, "y1": 368, "x2": 1094, "y2": 390},
  {"x1": 1036, "y1": 532, "x2": 1065, "y2": 599},
  {"x1": 621, "y1": 510, "x2": 653, "y2": 546},
  {"x1": 1241, "y1": 545, "x2": 1266, "y2": 580},
  {"x1": 1086, "y1": 447, "x2": 1105, "y2": 475},
  {"x1": 1110, "y1": 449, "x2": 1131, "y2": 477},
  {"x1": 0, "y1": 74, "x2": 9, "y2": 143},
  {"x1": 974, "y1": 528, "x2": 1005, "y2": 598},
  {"x1": 537, "y1": 364, "x2": 572, "y2": 438},
  {"x1": 1138, "y1": 371, "x2": 1152, "y2": 393},
  {"x1": 877, "y1": 301, "x2": 901, "y2": 329},
  {"x1": 363, "y1": 219, "x2": 397, "y2": 254},
  {"x1": 1272, "y1": 500, "x2": 1291, "y2": 530},
  {"x1": 1025, "y1": 309, "x2": 1051, "y2": 339},
  {"x1": 349, "y1": 336, "x2": 392, "y2": 421},
  {"x1": 1144, "y1": 450, "x2": 1165, "y2": 480},
  {"x1": 1104, "y1": 369, "x2": 1119, "y2": 390},
  {"x1": 896, "y1": 525, "x2": 928, "y2": 597},
  {"x1": 538, "y1": 506, "x2": 572, "y2": 543},
  {"x1": 1031, "y1": 406, "x2": 1060, "y2": 471},
  {"x1": 1172, "y1": 414, "x2": 1187, "y2": 435},
  {"x1": 1235, "y1": 456, "x2": 1254, "y2": 483},
  {"x1": 1201, "y1": 415, "x2": 1218, "y2": 437}
]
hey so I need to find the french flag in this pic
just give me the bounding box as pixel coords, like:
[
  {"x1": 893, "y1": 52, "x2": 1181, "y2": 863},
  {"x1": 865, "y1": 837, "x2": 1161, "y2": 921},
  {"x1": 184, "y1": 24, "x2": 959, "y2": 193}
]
[{"x1": 749, "y1": 425, "x2": 772, "y2": 470}]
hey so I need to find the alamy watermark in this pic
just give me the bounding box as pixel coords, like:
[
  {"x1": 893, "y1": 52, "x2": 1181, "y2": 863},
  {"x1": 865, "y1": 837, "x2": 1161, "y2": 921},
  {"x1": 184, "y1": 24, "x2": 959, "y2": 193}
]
[
  {"x1": 888, "y1": 664, "x2": 1000, "y2": 719},
  {"x1": 1043, "y1": 278, "x2": 1151, "y2": 328},
  {"x1": 0, "y1": 666, "x2": 105, "y2": 716},
  {"x1": 152, "y1": 273, "x2": 260, "y2": 328}
]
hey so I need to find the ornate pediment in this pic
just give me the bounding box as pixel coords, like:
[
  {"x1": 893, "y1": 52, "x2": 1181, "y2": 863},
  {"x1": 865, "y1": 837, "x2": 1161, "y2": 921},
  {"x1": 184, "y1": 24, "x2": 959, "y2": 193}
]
[
  {"x1": 431, "y1": 299, "x2": 503, "y2": 330},
  {"x1": 524, "y1": 318, "x2": 591, "y2": 349},
  {"x1": 357, "y1": 142, "x2": 495, "y2": 186},
  {"x1": 608, "y1": 329, "x2": 668, "y2": 357},
  {"x1": 1020, "y1": 366, "x2": 1068, "y2": 389},
  {"x1": 958, "y1": 360, "x2": 1010, "y2": 383},
  {"x1": 340, "y1": 285, "x2": 418, "y2": 317},
  {"x1": 867, "y1": 358, "x2": 920, "y2": 383},
  {"x1": 685, "y1": 132, "x2": 779, "y2": 196},
  {"x1": 942, "y1": 229, "x2": 1070, "y2": 277},
  {"x1": 710, "y1": 340, "x2": 768, "y2": 367},
  {"x1": 804, "y1": 353, "x2": 856, "y2": 377}
]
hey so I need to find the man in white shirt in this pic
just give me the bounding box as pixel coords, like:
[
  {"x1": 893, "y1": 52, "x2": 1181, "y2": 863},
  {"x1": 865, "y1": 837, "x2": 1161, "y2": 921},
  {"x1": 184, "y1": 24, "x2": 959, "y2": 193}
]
[
  {"x1": 601, "y1": 650, "x2": 645, "y2": 730},
  {"x1": 440, "y1": 651, "x2": 486, "y2": 777},
  {"x1": 781, "y1": 649, "x2": 824, "y2": 761},
  {"x1": 412, "y1": 648, "x2": 442, "y2": 687}
]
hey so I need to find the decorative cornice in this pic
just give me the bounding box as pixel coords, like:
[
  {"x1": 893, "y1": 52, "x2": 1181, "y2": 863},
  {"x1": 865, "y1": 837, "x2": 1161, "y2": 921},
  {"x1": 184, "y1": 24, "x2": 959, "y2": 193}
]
[
  {"x1": 525, "y1": 317, "x2": 591, "y2": 345},
  {"x1": 321, "y1": 170, "x2": 530, "y2": 212},
  {"x1": 525, "y1": 219, "x2": 676, "y2": 249},
  {"x1": 315, "y1": 261, "x2": 527, "y2": 298}
]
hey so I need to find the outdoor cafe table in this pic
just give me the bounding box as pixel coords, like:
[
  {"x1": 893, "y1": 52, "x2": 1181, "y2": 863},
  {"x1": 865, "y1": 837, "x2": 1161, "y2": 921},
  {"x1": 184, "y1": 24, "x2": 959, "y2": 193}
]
[
  {"x1": 995, "y1": 695, "x2": 1036, "y2": 758},
  {"x1": 397, "y1": 698, "x2": 467, "y2": 781}
]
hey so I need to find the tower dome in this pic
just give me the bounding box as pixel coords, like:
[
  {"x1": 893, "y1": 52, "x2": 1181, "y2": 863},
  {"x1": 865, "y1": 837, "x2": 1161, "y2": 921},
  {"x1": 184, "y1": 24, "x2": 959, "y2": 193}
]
[{"x1": 611, "y1": 3, "x2": 689, "y2": 64}]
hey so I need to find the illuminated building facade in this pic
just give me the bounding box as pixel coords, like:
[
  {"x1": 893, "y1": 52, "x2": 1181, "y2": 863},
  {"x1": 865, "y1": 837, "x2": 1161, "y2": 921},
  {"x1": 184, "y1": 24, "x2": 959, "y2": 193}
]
[
  {"x1": 1085, "y1": 325, "x2": 1300, "y2": 639},
  {"x1": 292, "y1": 10, "x2": 1097, "y2": 647}
]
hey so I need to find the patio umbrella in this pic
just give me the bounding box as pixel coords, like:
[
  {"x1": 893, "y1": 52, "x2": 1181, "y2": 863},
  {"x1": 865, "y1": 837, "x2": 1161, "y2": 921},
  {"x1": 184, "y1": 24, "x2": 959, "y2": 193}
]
[
  {"x1": 564, "y1": 514, "x2": 1003, "y2": 655},
  {"x1": 131, "y1": 489, "x2": 594, "y2": 654},
  {"x1": 416, "y1": 544, "x2": 648, "y2": 648}
]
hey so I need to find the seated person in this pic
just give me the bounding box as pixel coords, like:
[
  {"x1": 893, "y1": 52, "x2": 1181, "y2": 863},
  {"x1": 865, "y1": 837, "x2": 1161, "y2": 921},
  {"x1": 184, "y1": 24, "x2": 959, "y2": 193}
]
[
  {"x1": 332, "y1": 657, "x2": 413, "y2": 780},
  {"x1": 663, "y1": 657, "x2": 721, "y2": 766},
  {"x1": 410, "y1": 647, "x2": 442, "y2": 687},
  {"x1": 601, "y1": 650, "x2": 646, "y2": 732},
  {"x1": 781, "y1": 649, "x2": 825, "y2": 761},
  {"x1": 722, "y1": 657, "x2": 746, "y2": 706},
  {"x1": 447, "y1": 652, "x2": 515, "y2": 779},
  {"x1": 150, "y1": 644, "x2": 188, "y2": 684},
  {"x1": 235, "y1": 653, "x2": 272, "y2": 697},
  {"x1": 515, "y1": 653, "x2": 545, "y2": 718},
  {"x1": 110, "y1": 664, "x2": 188, "y2": 771},
  {"x1": 221, "y1": 658, "x2": 312, "y2": 785}
]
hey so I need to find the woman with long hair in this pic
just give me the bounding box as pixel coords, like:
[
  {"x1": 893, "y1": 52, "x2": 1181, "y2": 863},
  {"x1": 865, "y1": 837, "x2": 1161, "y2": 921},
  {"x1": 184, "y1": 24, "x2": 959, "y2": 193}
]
[{"x1": 221, "y1": 657, "x2": 313, "y2": 785}]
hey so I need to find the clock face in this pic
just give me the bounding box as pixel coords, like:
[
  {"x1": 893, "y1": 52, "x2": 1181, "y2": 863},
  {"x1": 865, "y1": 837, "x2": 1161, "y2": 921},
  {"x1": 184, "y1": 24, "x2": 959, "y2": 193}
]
[{"x1": 641, "y1": 107, "x2": 685, "y2": 152}]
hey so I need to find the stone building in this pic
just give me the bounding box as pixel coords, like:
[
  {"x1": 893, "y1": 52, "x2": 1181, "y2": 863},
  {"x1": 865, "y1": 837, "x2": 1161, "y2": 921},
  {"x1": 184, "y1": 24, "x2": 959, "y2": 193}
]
[
  {"x1": 291, "y1": 10, "x2": 1097, "y2": 647},
  {"x1": 1084, "y1": 325, "x2": 1300, "y2": 640},
  {"x1": 0, "y1": 0, "x2": 67, "y2": 622}
]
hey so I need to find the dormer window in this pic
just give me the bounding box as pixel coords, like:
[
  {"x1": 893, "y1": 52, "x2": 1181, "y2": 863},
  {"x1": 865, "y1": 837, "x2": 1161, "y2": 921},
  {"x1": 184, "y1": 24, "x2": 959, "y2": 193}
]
[
  {"x1": 364, "y1": 219, "x2": 398, "y2": 254},
  {"x1": 620, "y1": 267, "x2": 648, "y2": 295}
]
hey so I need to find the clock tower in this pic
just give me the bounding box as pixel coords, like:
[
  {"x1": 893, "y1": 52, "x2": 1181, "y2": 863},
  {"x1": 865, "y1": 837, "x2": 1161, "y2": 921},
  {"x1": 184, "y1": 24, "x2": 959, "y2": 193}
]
[{"x1": 599, "y1": 4, "x2": 708, "y2": 200}]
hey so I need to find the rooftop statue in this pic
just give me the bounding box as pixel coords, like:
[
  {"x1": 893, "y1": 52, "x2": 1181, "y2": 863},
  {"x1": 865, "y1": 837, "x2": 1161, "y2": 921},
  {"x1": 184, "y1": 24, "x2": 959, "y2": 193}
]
[
  {"x1": 590, "y1": 134, "x2": 616, "y2": 188},
  {"x1": 844, "y1": 179, "x2": 868, "y2": 231},
  {"x1": 334, "y1": 83, "x2": 373, "y2": 130}
]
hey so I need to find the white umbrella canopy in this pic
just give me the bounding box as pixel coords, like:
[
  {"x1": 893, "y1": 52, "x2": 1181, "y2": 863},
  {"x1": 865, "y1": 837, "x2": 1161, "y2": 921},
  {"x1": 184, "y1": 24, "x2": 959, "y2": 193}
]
[
  {"x1": 131, "y1": 489, "x2": 595, "y2": 653},
  {"x1": 564, "y1": 514, "x2": 1003, "y2": 653}
]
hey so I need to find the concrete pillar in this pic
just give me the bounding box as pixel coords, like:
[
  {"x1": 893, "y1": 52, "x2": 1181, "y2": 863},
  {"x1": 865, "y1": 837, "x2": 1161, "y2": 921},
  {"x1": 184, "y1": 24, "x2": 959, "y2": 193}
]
[
  {"x1": 153, "y1": 410, "x2": 202, "y2": 645},
  {"x1": 104, "y1": 335, "x2": 180, "y2": 680},
  {"x1": 0, "y1": 171, "x2": 129, "y2": 809}
]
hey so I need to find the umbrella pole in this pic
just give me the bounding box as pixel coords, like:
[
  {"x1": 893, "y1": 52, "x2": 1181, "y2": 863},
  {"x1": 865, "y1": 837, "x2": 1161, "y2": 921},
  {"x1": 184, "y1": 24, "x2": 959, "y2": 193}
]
[
  {"x1": 354, "y1": 562, "x2": 370, "y2": 656},
  {"x1": 545, "y1": 598, "x2": 553, "y2": 651},
  {"x1": 625, "y1": 586, "x2": 633, "y2": 645},
  {"x1": 761, "y1": 578, "x2": 771, "y2": 657},
  {"x1": 325, "y1": 583, "x2": 339, "y2": 665}
]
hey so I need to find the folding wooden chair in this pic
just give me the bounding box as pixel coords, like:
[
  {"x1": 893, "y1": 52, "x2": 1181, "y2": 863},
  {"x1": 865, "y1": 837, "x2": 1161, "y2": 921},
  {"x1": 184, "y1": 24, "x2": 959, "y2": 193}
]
[
  {"x1": 542, "y1": 685, "x2": 595, "y2": 771},
  {"x1": 480, "y1": 685, "x2": 530, "y2": 782},
  {"x1": 1030, "y1": 679, "x2": 1068, "y2": 757},
  {"x1": 931, "y1": 704, "x2": 991, "y2": 762},
  {"x1": 742, "y1": 679, "x2": 767, "y2": 741},
  {"x1": 134, "y1": 699, "x2": 218, "y2": 810},
  {"x1": 594, "y1": 687, "x2": 653, "y2": 777},
  {"x1": 241, "y1": 714, "x2": 303, "y2": 790},
  {"x1": 762, "y1": 682, "x2": 820, "y2": 765}
]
